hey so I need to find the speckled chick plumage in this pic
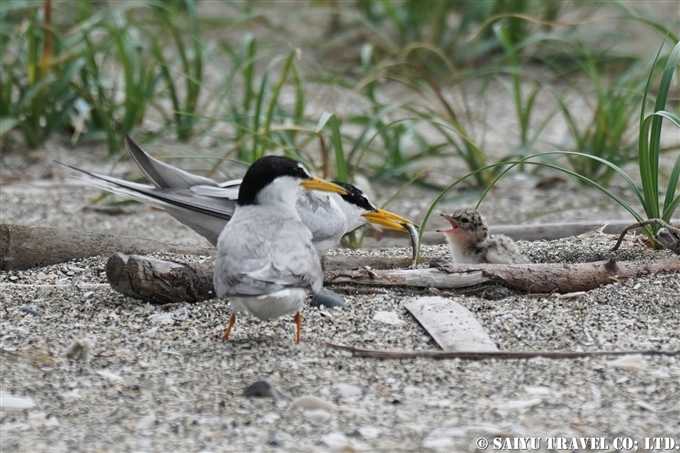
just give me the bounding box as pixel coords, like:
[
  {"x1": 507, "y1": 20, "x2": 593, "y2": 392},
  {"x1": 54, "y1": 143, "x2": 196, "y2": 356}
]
[{"x1": 437, "y1": 209, "x2": 530, "y2": 264}]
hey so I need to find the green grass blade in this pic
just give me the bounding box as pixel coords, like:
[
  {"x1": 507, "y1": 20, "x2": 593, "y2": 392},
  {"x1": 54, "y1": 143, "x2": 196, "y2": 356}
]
[
  {"x1": 638, "y1": 40, "x2": 680, "y2": 221},
  {"x1": 328, "y1": 114, "x2": 347, "y2": 182},
  {"x1": 258, "y1": 48, "x2": 299, "y2": 160},
  {"x1": 251, "y1": 65, "x2": 271, "y2": 161},
  {"x1": 315, "y1": 112, "x2": 332, "y2": 133},
  {"x1": 657, "y1": 112, "x2": 680, "y2": 219},
  {"x1": 475, "y1": 153, "x2": 645, "y2": 222},
  {"x1": 662, "y1": 194, "x2": 680, "y2": 222},
  {"x1": 242, "y1": 34, "x2": 256, "y2": 113},
  {"x1": 0, "y1": 117, "x2": 18, "y2": 138}
]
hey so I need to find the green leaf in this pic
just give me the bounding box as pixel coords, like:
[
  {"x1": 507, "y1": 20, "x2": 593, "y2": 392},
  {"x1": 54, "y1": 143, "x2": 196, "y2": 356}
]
[{"x1": 0, "y1": 117, "x2": 18, "y2": 137}]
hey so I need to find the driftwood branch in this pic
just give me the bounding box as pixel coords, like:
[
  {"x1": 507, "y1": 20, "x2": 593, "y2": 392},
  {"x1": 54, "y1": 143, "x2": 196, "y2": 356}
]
[
  {"x1": 105, "y1": 252, "x2": 680, "y2": 303},
  {"x1": 325, "y1": 257, "x2": 680, "y2": 293},
  {"x1": 106, "y1": 253, "x2": 214, "y2": 304},
  {"x1": 0, "y1": 224, "x2": 214, "y2": 270},
  {"x1": 325, "y1": 342, "x2": 680, "y2": 360}
]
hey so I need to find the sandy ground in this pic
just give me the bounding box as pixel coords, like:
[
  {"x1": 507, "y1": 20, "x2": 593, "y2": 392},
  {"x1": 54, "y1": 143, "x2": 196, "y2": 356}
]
[
  {"x1": 2, "y1": 2, "x2": 679, "y2": 449},
  {"x1": 2, "y1": 142, "x2": 680, "y2": 452}
]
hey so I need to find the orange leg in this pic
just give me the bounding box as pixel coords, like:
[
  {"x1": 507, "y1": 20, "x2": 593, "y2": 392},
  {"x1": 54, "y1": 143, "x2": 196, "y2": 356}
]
[
  {"x1": 294, "y1": 312, "x2": 302, "y2": 343},
  {"x1": 222, "y1": 314, "x2": 236, "y2": 339}
]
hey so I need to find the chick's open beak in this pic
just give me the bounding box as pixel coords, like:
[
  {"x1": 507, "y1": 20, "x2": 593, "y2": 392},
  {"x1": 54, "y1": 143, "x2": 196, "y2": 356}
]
[
  {"x1": 436, "y1": 213, "x2": 458, "y2": 233},
  {"x1": 300, "y1": 177, "x2": 348, "y2": 195},
  {"x1": 362, "y1": 208, "x2": 416, "y2": 232}
]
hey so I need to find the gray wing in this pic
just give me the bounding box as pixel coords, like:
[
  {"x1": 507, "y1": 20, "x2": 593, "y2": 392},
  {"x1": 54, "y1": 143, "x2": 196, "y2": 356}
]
[
  {"x1": 214, "y1": 208, "x2": 323, "y2": 298},
  {"x1": 485, "y1": 236, "x2": 531, "y2": 264},
  {"x1": 296, "y1": 191, "x2": 346, "y2": 253},
  {"x1": 61, "y1": 163, "x2": 235, "y2": 246}
]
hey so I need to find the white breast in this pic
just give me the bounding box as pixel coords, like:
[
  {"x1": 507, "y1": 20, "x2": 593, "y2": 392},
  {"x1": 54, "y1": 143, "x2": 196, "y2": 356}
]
[
  {"x1": 229, "y1": 288, "x2": 308, "y2": 320},
  {"x1": 444, "y1": 238, "x2": 477, "y2": 264}
]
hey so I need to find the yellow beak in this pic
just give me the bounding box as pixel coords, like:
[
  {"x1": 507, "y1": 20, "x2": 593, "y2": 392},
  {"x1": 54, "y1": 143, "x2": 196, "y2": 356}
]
[
  {"x1": 300, "y1": 177, "x2": 348, "y2": 195},
  {"x1": 362, "y1": 208, "x2": 415, "y2": 232}
]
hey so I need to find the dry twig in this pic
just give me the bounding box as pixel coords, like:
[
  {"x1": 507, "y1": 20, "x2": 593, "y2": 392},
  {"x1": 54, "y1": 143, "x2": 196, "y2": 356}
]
[
  {"x1": 325, "y1": 343, "x2": 680, "y2": 360},
  {"x1": 612, "y1": 219, "x2": 680, "y2": 254}
]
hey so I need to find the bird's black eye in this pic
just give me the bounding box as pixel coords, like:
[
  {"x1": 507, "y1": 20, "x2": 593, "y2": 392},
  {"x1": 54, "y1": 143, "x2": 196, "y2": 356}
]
[{"x1": 461, "y1": 218, "x2": 469, "y2": 223}]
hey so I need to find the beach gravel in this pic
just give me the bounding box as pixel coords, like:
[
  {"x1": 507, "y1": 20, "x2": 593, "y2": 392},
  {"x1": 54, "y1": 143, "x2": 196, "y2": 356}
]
[{"x1": 2, "y1": 145, "x2": 679, "y2": 451}]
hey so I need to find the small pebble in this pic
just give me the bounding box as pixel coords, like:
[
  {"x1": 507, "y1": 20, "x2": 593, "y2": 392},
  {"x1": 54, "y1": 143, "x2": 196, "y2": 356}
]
[
  {"x1": 172, "y1": 307, "x2": 189, "y2": 321},
  {"x1": 267, "y1": 435, "x2": 284, "y2": 447},
  {"x1": 19, "y1": 307, "x2": 44, "y2": 317},
  {"x1": 357, "y1": 426, "x2": 382, "y2": 440},
  {"x1": 291, "y1": 395, "x2": 335, "y2": 412},
  {"x1": 310, "y1": 289, "x2": 346, "y2": 308},
  {"x1": 333, "y1": 383, "x2": 363, "y2": 399},
  {"x1": 64, "y1": 339, "x2": 92, "y2": 362},
  {"x1": 242, "y1": 380, "x2": 289, "y2": 402}
]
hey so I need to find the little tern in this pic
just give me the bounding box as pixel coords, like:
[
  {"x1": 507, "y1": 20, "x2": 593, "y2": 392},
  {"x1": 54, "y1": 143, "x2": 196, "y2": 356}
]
[
  {"x1": 65, "y1": 136, "x2": 414, "y2": 253},
  {"x1": 213, "y1": 155, "x2": 347, "y2": 342},
  {"x1": 437, "y1": 209, "x2": 530, "y2": 264}
]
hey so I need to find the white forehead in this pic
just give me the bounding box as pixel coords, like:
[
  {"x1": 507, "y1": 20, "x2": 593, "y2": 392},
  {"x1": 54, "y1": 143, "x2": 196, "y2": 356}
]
[{"x1": 297, "y1": 162, "x2": 310, "y2": 175}]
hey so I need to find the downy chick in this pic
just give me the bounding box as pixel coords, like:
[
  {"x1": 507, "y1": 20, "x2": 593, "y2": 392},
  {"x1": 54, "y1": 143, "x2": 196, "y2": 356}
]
[{"x1": 437, "y1": 209, "x2": 530, "y2": 264}]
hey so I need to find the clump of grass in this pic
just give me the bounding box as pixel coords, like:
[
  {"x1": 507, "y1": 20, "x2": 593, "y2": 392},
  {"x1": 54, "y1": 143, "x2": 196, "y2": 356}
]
[
  {"x1": 153, "y1": 0, "x2": 204, "y2": 142},
  {"x1": 1, "y1": 0, "x2": 81, "y2": 148},
  {"x1": 2, "y1": 0, "x2": 210, "y2": 153},
  {"x1": 353, "y1": 0, "x2": 569, "y2": 66},
  {"x1": 206, "y1": 36, "x2": 306, "y2": 169},
  {"x1": 556, "y1": 47, "x2": 655, "y2": 186},
  {"x1": 416, "y1": 38, "x2": 680, "y2": 259},
  {"x1": 637, "y1": 40, "x2": 680, "y2": 231}
]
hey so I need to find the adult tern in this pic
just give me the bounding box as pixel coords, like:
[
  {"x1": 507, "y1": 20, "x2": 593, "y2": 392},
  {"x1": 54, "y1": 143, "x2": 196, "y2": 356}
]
[
  {"x1": 213, "y1": 155, "x2": 347, "y2": 342},
  {"x1": 66, "y1": 136, "x2": 414, "y2": 253}
]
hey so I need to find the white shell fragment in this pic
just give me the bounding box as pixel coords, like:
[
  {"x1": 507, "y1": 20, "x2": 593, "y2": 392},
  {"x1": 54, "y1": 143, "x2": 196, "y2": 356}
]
[
  {"x1": 291, "y1": 395, "x2": 335, "y2": 412},
  {"x1": 303, "y1": 409, "x2": 332, "y2": 422},
  {"x1": 321, "y1": 432, "x2": 353, "y2": 450},
  {"x1": 405, "y1": 296, "x2": 498, "y2": 352},
  {"x1": 333, "y1": 382, "x2": 363, "y2": 399},
  {"x1": 0, "y1": 393, "x2": 36, "y2": 410},
  {"x1": 147, "y1": 307, "x2": 189, "y2": 325},
  {"x1": 291, "y1": 396, "x2": 336, "y2": 422},
  {"x1": 95, "y1": 370, "x2": 124, "y2": 382},
  {"x1": 635, "y1": 400, "x2": 656, "y2": 412},
  {"x1": 606, "y1": 354, "x2": 648, "y2": 370},
  {"x1": 135, "y1": 411, "x2": 157, "y2": 432},
  {"x1": 372, "y1": 310, "x2": 404, "y2": 325}
]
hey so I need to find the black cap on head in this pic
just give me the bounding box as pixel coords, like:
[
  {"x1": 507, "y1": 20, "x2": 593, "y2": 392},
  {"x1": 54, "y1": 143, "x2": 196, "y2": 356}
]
[
  {"x1": 332, "y1": 181, "x2": 377, "y2": 213},
  {"x1": 238, "y1": 156, "x2": 311, "y2": 206}
]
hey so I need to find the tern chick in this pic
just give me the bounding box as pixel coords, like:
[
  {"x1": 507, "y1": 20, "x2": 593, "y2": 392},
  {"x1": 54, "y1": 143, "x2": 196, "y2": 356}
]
[
  {"x1": 437, "y1": 209, "x2": 530, "y2": 264},
  {"x1": 213, "y1": 156, "x2": 347, "y2": 343}
]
